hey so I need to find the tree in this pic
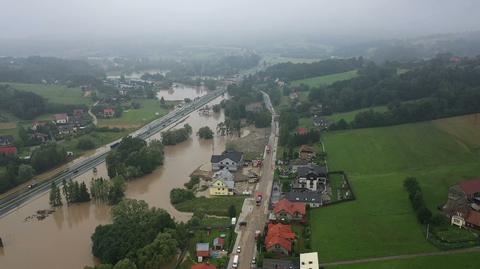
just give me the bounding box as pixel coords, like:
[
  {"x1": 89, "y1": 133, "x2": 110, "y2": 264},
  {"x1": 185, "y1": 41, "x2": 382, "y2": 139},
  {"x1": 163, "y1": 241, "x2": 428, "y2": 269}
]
[
  {"x1": 78, "y1": 182, "x2": 91, "y2": 202},
  {"x1": 108, "y1": 176, "x2": 126, "y2": 205},
  {"x1": 31, "y1": 143, "x2": 67, "y2": 172},
  {"x1": 159, "y1": 97, "x2": 166, "y2": 106},
  {"x1": 170, "y1": 188, "x2": 194, "y2": 204},
  {"x1": 228, "y1": 205, "x2": 237, "y2": 218},
  {"x1": 135, "y1": 233, "x2": 178, "y2": 269},
  {"x1": 49, "y1": 182, "x2": 62, "y2": 207},
  {"x1": 16, "y1": 164, "x2": 35, "y2": 184},
  {"x1": 113, "y1": 259, "x2": 137, "y2": 269},
  {"x1": 197, "y1": 126, "x2": 214, "y2": 139},
  {"x1": 77, "y1": 137, "x2": 96, "y2": 150}
]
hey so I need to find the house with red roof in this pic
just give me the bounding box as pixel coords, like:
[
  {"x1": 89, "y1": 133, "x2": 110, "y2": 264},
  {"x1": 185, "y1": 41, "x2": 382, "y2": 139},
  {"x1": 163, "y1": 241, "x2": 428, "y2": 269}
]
[
  {"x1": 297, "y1": 128, "x2": 308, "y2": 136},
  {"x1": 273, "y1": 199, "x2": 306, "y2": 222},
  {"x1": 53, "y1": 113, "x2": 69, "y2": 124},
  {"x1": 466, "y1": 210, "x2": 480, "y2": 230},
  {"x1": 459, "y1": 179, "x2": 480, "y2": 200},
  {"x1": 0, "y1": 146, "x2": 17, "y2": 155},
  {"x1": 265, "y1": 223, "x2": 296, "y2": 255},
  {"x1": 103, "y1": 108, "x2": 115, "y2": 118},
  {"x1": 196, "y1": 243, "x2": 210, "y2": 262},
  {"x1": 192, "y1": 263, "x2": 216, "y2": 269}
]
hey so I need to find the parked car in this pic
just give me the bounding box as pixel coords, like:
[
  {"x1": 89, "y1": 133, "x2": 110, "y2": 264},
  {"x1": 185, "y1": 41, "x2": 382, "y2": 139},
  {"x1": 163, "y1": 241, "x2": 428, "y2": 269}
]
[{"x1": 236, "y1": 246, "x2": 241, "y2": 253}]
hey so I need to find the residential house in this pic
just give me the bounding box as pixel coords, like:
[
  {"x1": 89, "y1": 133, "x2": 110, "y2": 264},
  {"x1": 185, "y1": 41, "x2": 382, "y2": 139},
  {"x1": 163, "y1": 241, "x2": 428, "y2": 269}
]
[
  {"x1": 300, "y1": 252, "x2": 319, "y2": 269},
  {"x1": 29, "y1": 132, "x2": 49, "y2": 143},
  {"x1": 286, "y1": 191, "x2": 324, "y2": 208},
  {"x1": 31, "y1": 121, "x2": 47, "y2": 131},
  {"x1": 0, "y1": 146, "x2": 17, "y2": 155},
  {"x1": 212, "y1": 237, "x2": 225, "y2": 251},
  {"x1": 73, "y1": 109, "x2": 85, "y2": 117},
  {"x1": 466, "y1": 211, "x2": 480, "y2": 230},
  {"x1": 0, "y1": 135, "x2": 14, "y2": 146},
  {"x1": 273, "y1": 199, "x2": 306, "y2": 222},
  {"x1": 213, "y1": 168, "x2": 234, "y2": 182},
  {"x1": 443, "y1": 179, "x2": 480, "y2": 217},
  {"x1": 263, "y1": 259, "x2": 299, "y2": 269},
  {"x1": 289, "y1": 159, "x2": 309, "y2": 173},
  {"x1": 296, "y1": 128, "x2": 308, "y2": 136},
  {"x1": 58, "y1": 124, "x2": 76, "y2": 135},
  {"x1": 211, "y1": 150, "x2": 244, "y2": 171},
  {"x1": 196, "y1": 243, "x2": 210, "y2": 262},
  {"x1": 53, "y1": 113, "x2": 69, "y2": 124},
  {"x1": 294, "y1": 164, "x2": 327, "y2": 192},
  {"x1": 298, "y1": 145, "x2": 315, "y2": 160},
  {"x1": 265, "y1": 223, "x2": 296, "y2": 255},
  {"x1": 103, "y1": 108, "x2": 115, "y2": 118},
  {"x1": 313, "y1": 116, "x2": 329, "y2": 129},
  {"x1": 209, "y1": 178, "x2": 235, "y2": 196},
  {"x1": 192, "y1": 263, "x2": 216, "y2": 269}
]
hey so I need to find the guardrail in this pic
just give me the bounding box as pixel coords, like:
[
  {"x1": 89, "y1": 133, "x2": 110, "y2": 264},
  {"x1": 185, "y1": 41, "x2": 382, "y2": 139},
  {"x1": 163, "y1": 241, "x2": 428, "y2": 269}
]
[{"x1": 0, "y1": 88, "x2": 226, "y2": 218}]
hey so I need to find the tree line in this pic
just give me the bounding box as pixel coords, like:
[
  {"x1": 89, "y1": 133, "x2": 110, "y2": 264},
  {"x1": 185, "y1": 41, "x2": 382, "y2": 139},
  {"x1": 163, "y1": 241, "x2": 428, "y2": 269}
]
[{"x1": 258, "y1": 57, "x2": 364, "y2": 81}]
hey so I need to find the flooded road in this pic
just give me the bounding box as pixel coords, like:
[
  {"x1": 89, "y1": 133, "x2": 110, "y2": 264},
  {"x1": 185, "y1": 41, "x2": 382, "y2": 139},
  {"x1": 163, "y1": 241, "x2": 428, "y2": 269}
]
[
  {"x1": 156, "y1": 84, "x2": 208, "y2": 101},
  {"x1": 0, "y1": 97, "x2": 226, "y2": 269}
]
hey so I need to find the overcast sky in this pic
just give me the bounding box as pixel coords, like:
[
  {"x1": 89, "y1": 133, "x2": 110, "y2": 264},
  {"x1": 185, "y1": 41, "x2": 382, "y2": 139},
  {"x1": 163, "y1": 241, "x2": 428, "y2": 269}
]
[{"x1": 1, "y1": 0, "x2": 479, "y2": 40}]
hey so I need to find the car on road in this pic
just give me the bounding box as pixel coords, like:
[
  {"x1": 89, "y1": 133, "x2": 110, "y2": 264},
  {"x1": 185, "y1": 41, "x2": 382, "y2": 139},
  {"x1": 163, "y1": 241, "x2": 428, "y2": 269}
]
[
  {"x1": 251, "y1": 257, "x2": 256, "y2": 265},
  {"x1": 239, "y1": 221, "x2": 247, "y2": 226},
  {"x1": 232, "y1": 255, "x2": 239, "y2": 268},
  {"x1": 236, "y1": 246, "x2": 241, "y2": 253}
]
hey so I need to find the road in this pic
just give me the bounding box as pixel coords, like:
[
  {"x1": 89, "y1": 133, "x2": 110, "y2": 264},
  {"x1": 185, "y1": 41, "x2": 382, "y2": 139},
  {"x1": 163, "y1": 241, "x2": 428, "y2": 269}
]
[
  {"x1": 0, "y1": 88, "x2": 226, "y2": 218},
  {"x1": 230, "y1": 91, "x2": 279, "y2": 269}
]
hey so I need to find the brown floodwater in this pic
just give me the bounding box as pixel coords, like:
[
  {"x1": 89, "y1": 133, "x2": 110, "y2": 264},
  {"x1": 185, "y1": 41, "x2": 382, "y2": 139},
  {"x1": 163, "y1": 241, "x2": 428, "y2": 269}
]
[
  {"x1": 156, "y1": 84, "x2": 208, "y2": 101},
  {"x1": 0, "y1": 96, "x2": 226, "y2": 269}
]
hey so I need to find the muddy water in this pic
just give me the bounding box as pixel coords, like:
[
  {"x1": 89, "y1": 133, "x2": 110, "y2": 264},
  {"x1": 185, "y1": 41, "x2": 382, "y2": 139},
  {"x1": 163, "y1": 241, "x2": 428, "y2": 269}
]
[
  {"x1": 0, "y1": 97, "x2": 226, "y2": 269},
  {"x1": 156, "y1": 84, "x2": 208, "y2": 101}
]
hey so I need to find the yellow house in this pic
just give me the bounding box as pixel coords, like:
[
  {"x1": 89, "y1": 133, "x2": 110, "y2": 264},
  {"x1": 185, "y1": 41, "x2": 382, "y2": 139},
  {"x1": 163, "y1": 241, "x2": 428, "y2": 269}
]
[{"x1": 209, "y1": 179, "x2": 234, "y2": 196}]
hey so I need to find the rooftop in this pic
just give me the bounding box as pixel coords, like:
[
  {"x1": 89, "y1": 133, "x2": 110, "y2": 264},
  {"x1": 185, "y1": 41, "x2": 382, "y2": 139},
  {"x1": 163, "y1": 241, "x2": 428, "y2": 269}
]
[
  {"x1": 459, "y1": 179, "x2": 480, "y2": 196},
  {"x1": 274, "y1": 198, "x2": 306, "y2": 216},
  {"x1": 297, "y1": 164, "x2": 327, "y2": 177},
  {"x1": 466, "y1": 210, "x2": 480, "y2": 226},
  {"x1": 286, "y1": 191, "x2": 322, "y2": 203},
  {"x1": 263, "y1": 259, "x2": 299, "y2": 269},
  {"x1": 53, "y1": 113, "x2": 68, "y2": 121},
  {"x1": 211, "y1": 150, "x2": 243, "y2": 163},
  {"x1": 265, "y1": 223, "x2": 296, "y2": 251},
  {"x1": 192, "y1": 264, "x2": 216, "y2": 269}
]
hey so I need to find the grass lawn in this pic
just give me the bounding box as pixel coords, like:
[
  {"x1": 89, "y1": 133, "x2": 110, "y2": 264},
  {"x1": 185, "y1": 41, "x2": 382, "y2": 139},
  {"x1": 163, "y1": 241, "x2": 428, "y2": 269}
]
[
  {"x1": 98, "y1": 99, "x2": 169, "y2": 128},
  {"x1": 325, "y1": 106, "x2": 388, "y2": 123},
  {"x1": 60, "y1": 129, "x2": 132, "y2": 156},
  {"x1": 290, "y1": 70, "x2": 358, "y2": 87},
  {"x1": 310, "y1": 114, "x2": 480, "y2": 263},
  {"x1": 1, "y1": 82, "x2": 91, "y2": 105},
  {"x1": 330, "y1": 252, "x2": 480, "y2": 269},
  {"x1": 298, "y1": 117, "x2": 314, "y2": 129},
  {"x1": 174, "y1": 196, "x2": 245, "y2": 217}
]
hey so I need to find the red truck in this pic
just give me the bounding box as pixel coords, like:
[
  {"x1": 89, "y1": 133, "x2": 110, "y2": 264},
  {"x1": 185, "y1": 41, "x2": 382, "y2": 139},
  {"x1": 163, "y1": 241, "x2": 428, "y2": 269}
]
[{"x1": 256, "y1": 192, "x2": 262, "y2": 206}]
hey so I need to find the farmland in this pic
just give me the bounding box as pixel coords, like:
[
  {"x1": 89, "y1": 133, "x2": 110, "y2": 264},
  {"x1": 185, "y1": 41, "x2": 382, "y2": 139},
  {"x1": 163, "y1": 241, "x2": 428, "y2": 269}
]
[
  {"x1": 290, "y1": 70, "x2": 358, "y2": 87},
  {"x1": 1, "y1": 82, "x2": 91, "y2": 105},
  {"x1": 310, "y1": 113, "x2": 480, "y2": 262},
  {"x1": 98, "y1": 99, "x2": 169, "y2": 128},
  {"x1": 330, "y1": 251, "x2": 480, "y2": 269},
  {"x1": 325, "y1": 106, "x2": 387, "y2": 123}
]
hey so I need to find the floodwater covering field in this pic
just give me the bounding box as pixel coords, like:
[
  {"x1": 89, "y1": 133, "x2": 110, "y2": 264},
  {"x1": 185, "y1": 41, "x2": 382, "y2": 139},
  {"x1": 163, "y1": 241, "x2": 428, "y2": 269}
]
[{"x1": 0, "y1": 96, "x2": 227, "y2": 269}]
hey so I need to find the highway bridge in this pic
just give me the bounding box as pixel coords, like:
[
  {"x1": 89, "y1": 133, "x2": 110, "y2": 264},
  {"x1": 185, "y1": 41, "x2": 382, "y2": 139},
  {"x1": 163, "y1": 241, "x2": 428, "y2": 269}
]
[{"x1": 0, "y1": 88, "x2": 226, "y2": 218}]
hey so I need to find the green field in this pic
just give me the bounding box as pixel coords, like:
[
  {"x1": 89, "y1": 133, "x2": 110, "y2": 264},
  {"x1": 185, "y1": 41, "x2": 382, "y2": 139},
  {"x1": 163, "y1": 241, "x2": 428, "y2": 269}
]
[
  {"x1": 98, "y1": 99, "x2": 169, "y2": 128},
  {"x1": 310, "y1": 114, "x2": 480, "y2": 263},
  {"x1": 330, "y1": 251, "x2": 480, "y2": 269},
  {"x1": 1, "y1": 82, "x2": 91, "y2": 105},
  {"x1": 326, "y1": 106, "x2": 388, "y2": 123},
  {"x1": 174, "y1": 196, "x2": 245, "y2": 217},
  {"x1": 290, "y1": 70, "x2": 358, "y2": 87},
  {"x1": 61, "y1": 129, "x2": 132, "y2": 156}
]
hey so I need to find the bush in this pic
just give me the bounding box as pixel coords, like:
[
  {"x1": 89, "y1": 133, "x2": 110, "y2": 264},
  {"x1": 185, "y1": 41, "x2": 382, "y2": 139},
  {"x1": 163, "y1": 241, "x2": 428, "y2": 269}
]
[
  {"x1": 197, "y1": 126, "x2": 214, "y2": 139},
  {"x1": 170, "y1": 188, "x2": 195, "y2": 204},
  {"x1": 77, "y1": 137, "x2": 96, "y2": 150},
  {"x1": 184, "y1": 176, "x2": 200, "y2": 189}
]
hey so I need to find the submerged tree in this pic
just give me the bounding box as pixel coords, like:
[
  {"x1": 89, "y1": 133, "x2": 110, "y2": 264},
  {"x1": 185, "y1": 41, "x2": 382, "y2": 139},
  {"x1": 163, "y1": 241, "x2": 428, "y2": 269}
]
[{"x1": 49, "y1": 182, "x2": 62, "y2": 207}]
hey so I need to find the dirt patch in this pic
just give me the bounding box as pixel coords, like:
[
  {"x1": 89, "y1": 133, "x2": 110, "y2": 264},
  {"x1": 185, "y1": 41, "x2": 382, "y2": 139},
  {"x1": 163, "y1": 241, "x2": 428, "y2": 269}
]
[
  {"x1": 0, "y1": 122, "x2": 16, "y2": 129},
  {"x1": 227, "y1": 125, "x2": 269, "y2": 160}
]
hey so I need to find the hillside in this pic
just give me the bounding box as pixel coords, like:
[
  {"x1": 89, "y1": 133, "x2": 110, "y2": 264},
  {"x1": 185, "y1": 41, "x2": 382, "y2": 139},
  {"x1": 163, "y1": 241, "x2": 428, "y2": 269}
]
[{"x1": 310, "y1": 113, "x2": 480, "y2": 262}]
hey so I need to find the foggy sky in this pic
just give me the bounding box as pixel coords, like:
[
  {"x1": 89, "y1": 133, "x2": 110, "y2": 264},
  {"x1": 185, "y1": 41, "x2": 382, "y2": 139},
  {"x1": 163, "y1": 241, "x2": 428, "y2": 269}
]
[{"x1": 1, "y1": 0, "x2": 480, "y2": 41}]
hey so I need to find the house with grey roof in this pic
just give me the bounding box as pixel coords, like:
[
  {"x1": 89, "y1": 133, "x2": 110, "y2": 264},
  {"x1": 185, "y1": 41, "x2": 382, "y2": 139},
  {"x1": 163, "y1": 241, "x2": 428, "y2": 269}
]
[
  {"x1": 285, "y1": 191, "x2": 324, "y2": 207},
  {"x1": 211, "y1": 150, "x2": 244, "y2": 171},
  {"x1": 294, "y1": 164, "x2": 328, "y2": 192}
]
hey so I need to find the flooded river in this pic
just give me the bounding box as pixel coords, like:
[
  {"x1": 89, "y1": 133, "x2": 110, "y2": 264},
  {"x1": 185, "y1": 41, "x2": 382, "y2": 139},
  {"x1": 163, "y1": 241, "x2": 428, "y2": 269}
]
[
  {"x1": 156, "y1": 84, "x2": 208, "y2": 101},
  {"x1": 0, "y1": 96, "x2": 226, "y2": 269}
]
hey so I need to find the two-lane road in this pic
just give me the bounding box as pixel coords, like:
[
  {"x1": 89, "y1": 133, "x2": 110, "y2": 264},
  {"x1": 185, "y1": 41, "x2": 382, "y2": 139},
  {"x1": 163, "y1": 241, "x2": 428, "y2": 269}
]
[{"x1": 232, "y1": 91, "x2": 278, "y2": 269}]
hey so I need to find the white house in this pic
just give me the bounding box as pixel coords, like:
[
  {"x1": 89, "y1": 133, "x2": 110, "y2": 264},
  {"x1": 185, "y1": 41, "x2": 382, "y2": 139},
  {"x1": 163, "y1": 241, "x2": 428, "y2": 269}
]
[
  {"x1": 211, "y1": 150, "x2": 244, "y2": 171},
  {"x1": 53, "y1": 113, "x2": 69, "y2": 124},
  {"x1": 300, "y1": 252, "x2": 319, "y2": 269},
  {"x1": 294, "y1": 164, "x2": 328, "y2": 192}
]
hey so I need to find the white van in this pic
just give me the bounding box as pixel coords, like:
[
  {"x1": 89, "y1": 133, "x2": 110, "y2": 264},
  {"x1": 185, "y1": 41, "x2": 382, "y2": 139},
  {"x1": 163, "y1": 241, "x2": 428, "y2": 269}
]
[{"x1": 232, "y1": 255, "x2": 239, "y2": 268}]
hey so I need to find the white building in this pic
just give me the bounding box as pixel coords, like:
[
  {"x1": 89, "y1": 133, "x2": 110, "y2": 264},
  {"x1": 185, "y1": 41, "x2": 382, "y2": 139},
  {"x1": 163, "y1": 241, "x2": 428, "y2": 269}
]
[
  {"x1": 211, "y1": 150, "x2": 244, "y2": 172},
  {"x1": 300, "y1": 252, "x2": 319, "y2": 269}
]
